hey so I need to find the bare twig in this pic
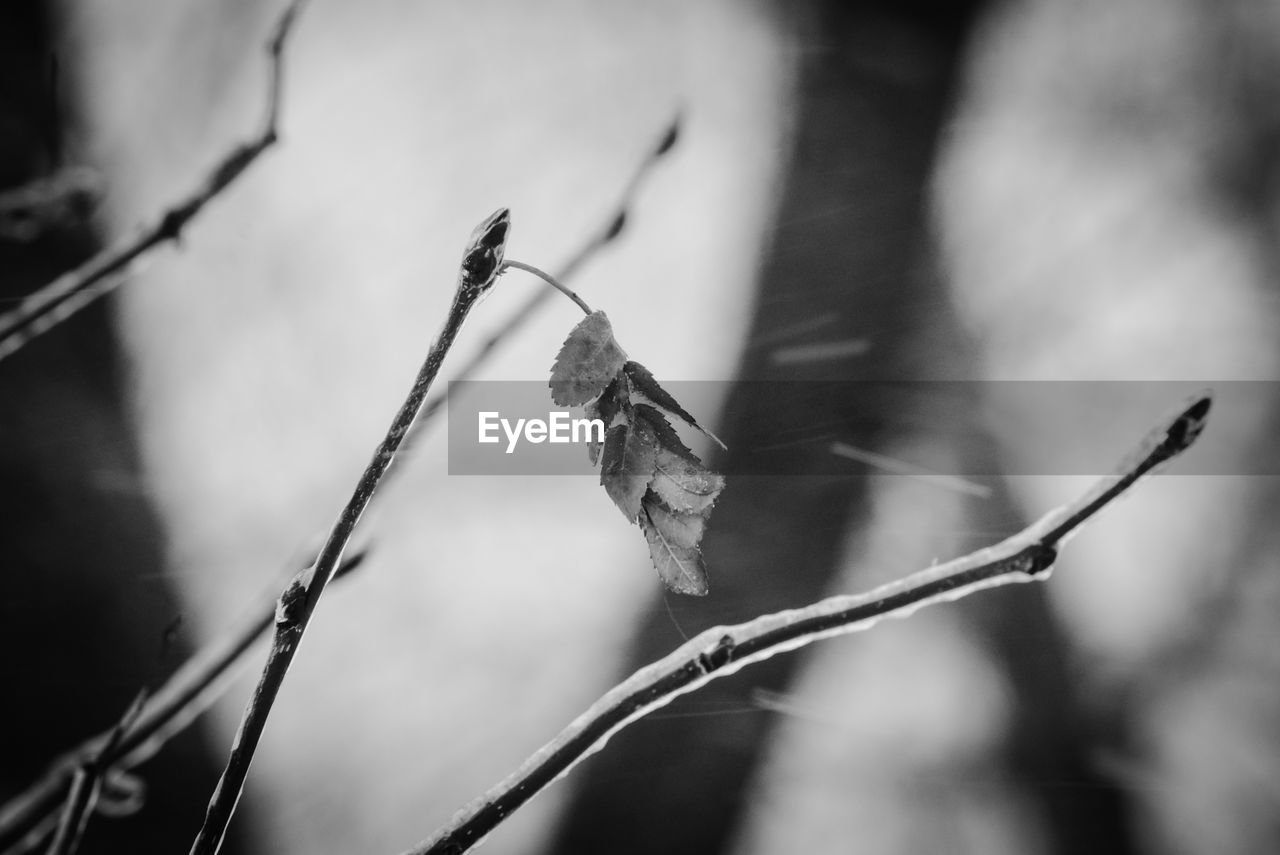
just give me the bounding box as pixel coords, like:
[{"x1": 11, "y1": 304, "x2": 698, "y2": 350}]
[
  {"x1": 0, "y1": 0, "x2": 304, "y2": 363},
  {"x1": 0, "y1": 551, "x2": 367, "y2": 855},
  {"x1": 188, "y1": 209, "x2": 512, "y2": 855},
  {"x1": 407, "y1": 392, "x2": 1213, "y2": 855},
  {"x1": 1, "y1": 116, "x2": 677, "y2": 855},
  {"x1": 42, "y1": 693, "x2": 147, "y2": 855}
]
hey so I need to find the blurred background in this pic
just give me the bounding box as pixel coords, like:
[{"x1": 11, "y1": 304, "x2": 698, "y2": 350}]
[{"x1": 3, "y1": 0, "x2": 1280, "y2": 853}]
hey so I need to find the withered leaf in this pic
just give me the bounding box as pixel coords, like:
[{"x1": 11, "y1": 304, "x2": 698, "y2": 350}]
[
  {"x1": 641, "y1": 501, "x2": 709, "y2": 596},
  {"x1": 599, "y1": 414, "x2": 658, "y2": 521},
  {"x1": 643, "y1": 491, "x2": 706, "y2": 549},
  {"x1": 631, "y1": 403, "x2": 697, "y2": 463},
  {"x1": 623, "y1": 360, "x2": 726, "y2": 449},
  {"x1": 595, "y1": 377, "x2": 624, "y2": 427},
  {"x1": 550, "y1": 311, "x2": 628, "y2": 406},
  {"x1": 650, "y1": 445, "x2": 724, "y2": 515},
  {"x1": 550, "y1": 313, "x2": 725, "y2": 596},
  {"x1": 582, "y1": 378, "x2": 626, "y2": 466},
  {"x1": 583, "y1": 398, "x2": 603, "y2": 466}
]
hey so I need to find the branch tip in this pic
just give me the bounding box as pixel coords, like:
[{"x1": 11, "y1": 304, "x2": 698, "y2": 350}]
[{"x1": 1165, "y1": 390, "x2": 1212, "y2": 454}]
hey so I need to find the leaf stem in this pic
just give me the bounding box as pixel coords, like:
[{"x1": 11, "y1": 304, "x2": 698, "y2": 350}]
[
  {"x1": 188, "y1": 209, "x2": 511, "y2": 855},
  {"x1": 501, "y1": 260, "x2": 593, "y2": 315},
  {"x1": 405, "y1": 391, "x2": 1212, "y2": 855}
]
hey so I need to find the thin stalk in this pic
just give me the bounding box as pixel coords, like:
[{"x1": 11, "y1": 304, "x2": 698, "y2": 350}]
[
  {"x1": 0, "y1": 0, "x2": 305, "y2": 363},
  {"x1": 189, "y1": 209, "x2": 512, "y2": 855},
  {"x1": 1, "y1": 114, "x2": 679, "y2": 854},
  {"x1": 502, "y1": 260, "x2": 593, "y2": 315},
  {"x1": 406, "y1": 392, "x2": 1212, "y2": 855}
]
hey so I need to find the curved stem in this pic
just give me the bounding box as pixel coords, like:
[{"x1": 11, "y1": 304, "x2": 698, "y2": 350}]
[
  {"x1": 502, "y1": 259, "x2": 593, "y2": 315},
  {"x1": 405, "y1": 391, "x2": 1212, "y2": 855}
]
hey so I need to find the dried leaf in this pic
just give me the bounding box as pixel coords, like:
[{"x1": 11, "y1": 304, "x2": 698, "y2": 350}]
[
  {"x1": 549, "y1": 314, "x2": 726, "y2": 595},
  {"x1": 631, "y1": 403, "x2": 697, "y2": 463},
  {"x1": 623, "y1": 360, "x2": 726, "y2": 449},
  {"x1": 583, "y1": 398, "x2": 603, "y2": 466},
  {"x1": 600, "y1": 415, "x2": 658, "y2": 520},
  {"x1": 583, "y1": 378, "x2": 627, "y2": 466},
  {"x1": 595, "y1": 377, "x2": 624, "y2": 426},
  {"x1": 641, "y1": 502, "x2": 709, "y2": 596},
  {"x1": 643, "y1": 491, "x2": 706, "y2": 548},
  {"x1": 650, "y1": 446, "x2": 724, "y2": 515},
  {"x1": 550, "y1": 311, "x2": 627, "y2": 406}
]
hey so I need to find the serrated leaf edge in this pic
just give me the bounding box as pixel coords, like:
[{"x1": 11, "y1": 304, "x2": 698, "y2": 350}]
[
  {"x1": 641, "y1": 504, "x2": 709, "y2": 596},
  {"x1": 623, "y1": 361, "x2": 727, "y2": 450},
  {"x1": 549, "y1": 312, "x2": 628, "y2": 406}
]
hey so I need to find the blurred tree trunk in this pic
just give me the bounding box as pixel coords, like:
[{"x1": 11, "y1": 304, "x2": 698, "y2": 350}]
[
  {"x1": 542, "y1": 3, "x2": 1057, "y2": 853},
  {"x1": 0, "y1": 3, "x2": 246, "y2": 852},
  {"x1": 545, "y1": 1, "x2": 1154, "y2": 853}
]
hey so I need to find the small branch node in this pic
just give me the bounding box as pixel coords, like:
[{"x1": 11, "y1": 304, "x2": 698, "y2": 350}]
[
  {"x1": 695, "y1": 634, "x2": 736, "y2": 674},
  {"x1": 1019, "y1": 543, "x2": 1058, "y2": 577}
]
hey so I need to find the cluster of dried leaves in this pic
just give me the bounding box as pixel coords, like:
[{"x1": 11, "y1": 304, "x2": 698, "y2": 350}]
[{"x1": 550, "y1": 311, "x2": 726, "y2": 595}]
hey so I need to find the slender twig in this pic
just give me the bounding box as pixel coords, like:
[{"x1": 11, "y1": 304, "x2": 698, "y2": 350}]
[
  {"x1": 500, "y1": 260, "x2": 592, "y2": 314},
  {"x1": 188, "y1": 209, "x2": 512, "y2": 855},
  {"x1": 1, "y1": 117, "x2": 678, "y2": 855},
  {"x1": 0, "y1": 552, "x2": 367, "y2": 855},
  {"x1": 43, "y1": 692, "x2": 146, "y2": 855},
  {"x1": 0, "y1": 0, "x2": 304, "y2": 363},
  {"x1": 407, "y1": 392, "x2": 1213, "y2": 855}
]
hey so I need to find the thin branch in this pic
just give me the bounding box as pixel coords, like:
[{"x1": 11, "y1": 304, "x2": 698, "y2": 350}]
[
  {"x1": 0, "y1": 115, "x2": 678, "y2": 855},
  {"x1": 188, "y1": 209, "x2": 512, "y2": 855},
  {"x1": 0, "y1": 0, "x2": 304, "y2": 363},
  {"x1": 0, "y1": 552, "x2": 367, "y2": 855},
  {"x1": 406, "y1": 392, "x2": 1213, "y2": 855},
  {"x1": 42, "y1": 693, "x2": 147, "y2": 855}
]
